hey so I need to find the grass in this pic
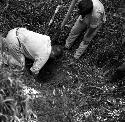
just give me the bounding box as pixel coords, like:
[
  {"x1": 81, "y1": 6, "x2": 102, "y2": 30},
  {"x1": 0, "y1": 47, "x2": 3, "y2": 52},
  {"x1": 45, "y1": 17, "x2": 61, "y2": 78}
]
[{"x1": 0, "y1": 0, "x2": 125, "y2": 122}]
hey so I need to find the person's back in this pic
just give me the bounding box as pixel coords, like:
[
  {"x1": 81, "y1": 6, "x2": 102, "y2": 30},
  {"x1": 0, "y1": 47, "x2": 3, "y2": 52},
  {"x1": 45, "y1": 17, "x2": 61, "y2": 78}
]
[
  {"x1": 90, "y1": 0, "x2": 106, "y2": 27},
  {"x1": 20, "y1": 28, "x2": 51, "y2": 59},
  {"x1": 6, "y1": 28, "x2": 51, "y2": 60},
  {"x1": 5, "y1": 28, "x2": 52, "y2": 74}
]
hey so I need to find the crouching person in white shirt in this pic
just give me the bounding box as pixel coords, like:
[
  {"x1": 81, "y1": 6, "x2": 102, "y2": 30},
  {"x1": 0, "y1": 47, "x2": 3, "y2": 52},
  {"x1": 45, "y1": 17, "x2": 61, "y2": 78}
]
[{"x1": 1, "y1": 28, "x2": 63, "y2": 75}]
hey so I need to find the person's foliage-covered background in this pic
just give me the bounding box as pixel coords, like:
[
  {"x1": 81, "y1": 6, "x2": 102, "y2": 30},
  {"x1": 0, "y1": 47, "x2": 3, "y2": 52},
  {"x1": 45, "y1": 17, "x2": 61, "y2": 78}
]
[{"x1": 0, "y1": 0, "x2": 125, "y2": 122}]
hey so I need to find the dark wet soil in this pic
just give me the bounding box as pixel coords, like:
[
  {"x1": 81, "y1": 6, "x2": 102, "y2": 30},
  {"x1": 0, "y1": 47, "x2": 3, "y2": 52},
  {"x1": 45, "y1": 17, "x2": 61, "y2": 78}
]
[{"x1": 1, "y1": 0, "x2": 125, "y2": 122}]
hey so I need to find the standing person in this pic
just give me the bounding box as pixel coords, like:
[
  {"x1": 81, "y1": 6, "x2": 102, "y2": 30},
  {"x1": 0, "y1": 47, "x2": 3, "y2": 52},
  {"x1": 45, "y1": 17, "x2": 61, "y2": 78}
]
[
  {"x1": 65, "y1": 0, "x2": 106, "y2": 59},
  {"x1": 1, "y1": 28, "x2": 62, "y2": 75}
]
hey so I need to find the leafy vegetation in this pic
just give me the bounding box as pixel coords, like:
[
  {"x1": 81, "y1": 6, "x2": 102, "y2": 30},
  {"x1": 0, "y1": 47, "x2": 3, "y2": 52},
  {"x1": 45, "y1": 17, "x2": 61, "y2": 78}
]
[
  {"x1": 0, "y1": 66, "x2": 37, "y2": 122},
  {"x1": 0, "y1": 0, "x2": 125, "y2": 122}
]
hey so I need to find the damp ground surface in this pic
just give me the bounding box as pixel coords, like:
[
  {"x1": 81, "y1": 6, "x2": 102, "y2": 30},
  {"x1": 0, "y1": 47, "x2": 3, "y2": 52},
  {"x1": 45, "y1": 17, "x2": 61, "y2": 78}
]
[{"x1": 0, "y1": 0, "x2": 125, "y2": 122}]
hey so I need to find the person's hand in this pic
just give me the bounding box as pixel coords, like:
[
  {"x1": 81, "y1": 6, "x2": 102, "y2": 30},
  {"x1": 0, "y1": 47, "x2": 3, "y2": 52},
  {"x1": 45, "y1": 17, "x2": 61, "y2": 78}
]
[{"x1": 30, "y1": 67, "x2": 39, "y2": 76}]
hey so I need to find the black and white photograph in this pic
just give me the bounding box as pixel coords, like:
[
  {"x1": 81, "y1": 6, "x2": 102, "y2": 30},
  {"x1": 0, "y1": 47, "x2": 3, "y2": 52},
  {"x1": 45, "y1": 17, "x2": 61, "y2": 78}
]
[{"x1": 0, "y1": 0, "x2": 125, "y2": 122}]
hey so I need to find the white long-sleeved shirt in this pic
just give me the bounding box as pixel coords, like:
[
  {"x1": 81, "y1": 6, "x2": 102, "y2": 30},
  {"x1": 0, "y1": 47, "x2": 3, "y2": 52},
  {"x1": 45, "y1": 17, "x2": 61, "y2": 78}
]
[{"x1": 5, "y1": 28, "x2": 52, "y2": 74}]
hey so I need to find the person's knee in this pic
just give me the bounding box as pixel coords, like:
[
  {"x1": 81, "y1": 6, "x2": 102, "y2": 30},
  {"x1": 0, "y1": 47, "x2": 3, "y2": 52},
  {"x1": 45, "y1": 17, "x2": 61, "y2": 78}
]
[{"x1": 50, "y1": 45, "x2": 63, "y2": 59}]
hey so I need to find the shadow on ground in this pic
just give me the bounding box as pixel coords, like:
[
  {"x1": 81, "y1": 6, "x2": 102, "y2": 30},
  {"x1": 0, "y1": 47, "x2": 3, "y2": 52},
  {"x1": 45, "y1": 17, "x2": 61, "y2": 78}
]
[{"x1": 1, "y1": 0, "x2": 125, "y2": 122}]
